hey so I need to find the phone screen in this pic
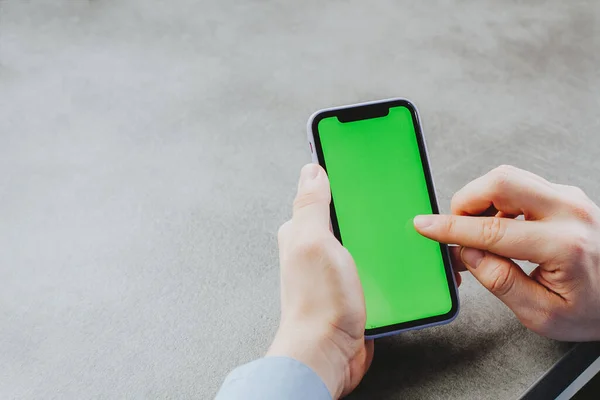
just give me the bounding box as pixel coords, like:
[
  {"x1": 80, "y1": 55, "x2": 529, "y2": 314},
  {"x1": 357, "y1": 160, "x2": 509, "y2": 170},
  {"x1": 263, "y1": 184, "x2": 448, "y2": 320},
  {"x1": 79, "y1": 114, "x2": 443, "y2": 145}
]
[{"x1": 313, "y1": 102, "x2": 456, "y2": 334}]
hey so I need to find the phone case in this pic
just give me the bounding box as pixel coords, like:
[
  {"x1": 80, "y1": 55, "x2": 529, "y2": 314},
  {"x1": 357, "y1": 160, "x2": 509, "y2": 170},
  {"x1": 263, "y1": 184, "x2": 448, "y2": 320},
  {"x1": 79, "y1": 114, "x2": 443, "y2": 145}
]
[{"x1": 306, "y1": 98, "x2": 460, "y2": 339}]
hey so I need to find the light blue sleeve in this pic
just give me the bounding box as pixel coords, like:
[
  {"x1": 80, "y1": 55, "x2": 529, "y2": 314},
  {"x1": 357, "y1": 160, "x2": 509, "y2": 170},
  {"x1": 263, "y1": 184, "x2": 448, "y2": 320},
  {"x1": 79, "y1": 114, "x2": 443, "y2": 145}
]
[{"x1": 215, "y1": 356, "x2": 332, "y2": 400}]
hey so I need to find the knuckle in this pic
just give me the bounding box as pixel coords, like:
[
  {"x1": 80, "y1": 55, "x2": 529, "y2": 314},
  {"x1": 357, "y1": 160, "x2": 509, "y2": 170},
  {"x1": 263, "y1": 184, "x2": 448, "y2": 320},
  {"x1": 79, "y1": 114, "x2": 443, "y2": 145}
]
[
  {"x1": 487, "y1": 259, "x2": 516, "y2": 297},
  {"x1": 445, "y1": 215, "x2": 457, "y2": 234},
  {"x1": 569, "y1": 202, "x2": 596, "y2": 224},
  {"x1": 481, "y1": 217, "x2": 505, "y2": 247},
  {"x1": 293, "y1": 191, "x2": 319, "y2": 211},
  {"x1": 292, "y1": 236, "x2": 327, "y2": 261},
  {"x1": 491, "y1": 171, "x2": 509, "y2": 188},
  {"x1": 558, "y1": 185, "x2": 600, "y2": 225},
  {"x1": 492, "y1": 164, "x2": 516, "y2": 177},
  {"x1": 494, "y1": 164, "x2": 517, "y2": 173},
  {"x1": 561, "y1": 225, "x2": 593, "y2": 260},
  {"x1": 564, "y1": 198, "x2": 600, "y2": 226},
  {"x1": 488, "y1": 165, "x2": 516, "y2": 193}
]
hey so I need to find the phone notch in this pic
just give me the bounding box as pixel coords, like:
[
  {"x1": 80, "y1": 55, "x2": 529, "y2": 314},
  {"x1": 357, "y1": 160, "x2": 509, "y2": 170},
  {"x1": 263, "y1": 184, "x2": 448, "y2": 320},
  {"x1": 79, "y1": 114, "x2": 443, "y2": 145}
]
[{"x1": 337, "y1": 104, "x2": 390, "y2": 123}]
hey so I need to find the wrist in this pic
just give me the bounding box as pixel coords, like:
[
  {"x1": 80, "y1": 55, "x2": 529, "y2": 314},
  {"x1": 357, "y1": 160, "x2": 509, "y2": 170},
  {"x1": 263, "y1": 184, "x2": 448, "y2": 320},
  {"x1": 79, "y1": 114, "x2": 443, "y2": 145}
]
[{"x1": 266, "y1": 325, "x2": 348, "y2": 399}]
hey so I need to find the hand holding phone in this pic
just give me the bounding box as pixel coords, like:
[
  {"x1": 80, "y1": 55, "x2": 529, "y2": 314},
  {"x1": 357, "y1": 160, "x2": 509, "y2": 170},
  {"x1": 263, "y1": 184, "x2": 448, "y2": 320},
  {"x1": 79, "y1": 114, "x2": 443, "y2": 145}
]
[
  {"x1": 270, "y1": 164, "x2": 374, "y2": 399},
  {"x1": 307, "y1": 98, "x2": 459, "y2": 338}
]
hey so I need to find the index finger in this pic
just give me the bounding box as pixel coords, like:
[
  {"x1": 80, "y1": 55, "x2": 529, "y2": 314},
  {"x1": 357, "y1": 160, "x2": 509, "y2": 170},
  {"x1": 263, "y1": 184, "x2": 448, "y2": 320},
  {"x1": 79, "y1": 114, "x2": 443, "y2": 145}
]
[{"x1": 414, "y1": 214, "x2": 556, "y2": 264}]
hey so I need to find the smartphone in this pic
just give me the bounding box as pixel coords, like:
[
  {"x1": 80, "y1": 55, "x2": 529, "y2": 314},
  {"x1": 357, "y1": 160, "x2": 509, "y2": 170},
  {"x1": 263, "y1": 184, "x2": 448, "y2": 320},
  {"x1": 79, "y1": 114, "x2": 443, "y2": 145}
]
[{"x1": 307, "y1": 98, "x2": 459, "y2": 339}]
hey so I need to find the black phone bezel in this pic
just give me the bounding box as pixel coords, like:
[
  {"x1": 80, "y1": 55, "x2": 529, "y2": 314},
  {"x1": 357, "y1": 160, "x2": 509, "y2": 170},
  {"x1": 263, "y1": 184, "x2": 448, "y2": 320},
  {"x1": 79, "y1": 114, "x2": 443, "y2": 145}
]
[{"x1": 310, "y1": 98, "x2": 459, "y2": 336}]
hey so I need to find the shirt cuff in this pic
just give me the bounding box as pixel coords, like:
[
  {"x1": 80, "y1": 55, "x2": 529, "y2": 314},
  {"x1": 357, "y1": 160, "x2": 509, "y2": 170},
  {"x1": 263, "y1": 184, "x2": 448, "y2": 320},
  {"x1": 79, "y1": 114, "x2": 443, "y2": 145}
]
[{"x1": 215, "y1": 356, "x2": 332, "y2": 400}]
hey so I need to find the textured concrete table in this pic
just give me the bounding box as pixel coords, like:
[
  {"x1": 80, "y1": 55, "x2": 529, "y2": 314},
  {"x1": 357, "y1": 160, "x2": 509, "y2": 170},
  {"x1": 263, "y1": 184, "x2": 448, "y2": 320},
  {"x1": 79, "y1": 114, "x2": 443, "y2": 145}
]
[{"x1": 1, "y1": 1, "x2": 599, "y2": 398}]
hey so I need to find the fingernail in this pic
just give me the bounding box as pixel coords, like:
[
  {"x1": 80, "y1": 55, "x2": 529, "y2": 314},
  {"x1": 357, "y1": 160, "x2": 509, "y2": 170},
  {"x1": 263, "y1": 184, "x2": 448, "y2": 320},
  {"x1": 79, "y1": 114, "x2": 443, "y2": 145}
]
[
  {"x1": 299, "y1": 164, "x2": 320, "y2": 186},
  {"x1": 413, "y1": 215, "x2": 435, "y2": 229},
  {"x1": 460, "y1": 247, "x2": 485, "y2": 269}
]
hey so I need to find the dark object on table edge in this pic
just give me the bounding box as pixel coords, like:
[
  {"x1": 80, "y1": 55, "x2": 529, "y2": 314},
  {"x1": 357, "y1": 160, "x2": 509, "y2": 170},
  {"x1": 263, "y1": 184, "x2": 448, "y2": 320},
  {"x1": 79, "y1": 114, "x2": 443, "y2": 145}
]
[{"x1": 520, "y1": 342, "x2": 600, "y2": 400}]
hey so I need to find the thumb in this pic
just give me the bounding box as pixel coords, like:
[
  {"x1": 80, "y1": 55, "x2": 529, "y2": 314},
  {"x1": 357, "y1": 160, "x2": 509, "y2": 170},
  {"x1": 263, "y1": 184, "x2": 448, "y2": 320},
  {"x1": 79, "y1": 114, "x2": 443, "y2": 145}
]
[
  {"x1": 292, "y1": 164, "x2": 331, "y2": 230},
  {"x1": 459, "y1": 247, "x2": 551, "y2": 324}
]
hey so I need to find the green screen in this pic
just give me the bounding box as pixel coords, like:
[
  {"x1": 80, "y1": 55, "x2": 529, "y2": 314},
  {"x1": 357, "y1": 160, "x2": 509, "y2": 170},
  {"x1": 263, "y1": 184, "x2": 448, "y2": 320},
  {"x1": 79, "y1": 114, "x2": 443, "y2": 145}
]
[{"x1": 318, "y1": 105, "x2": 452, "y2": 330}]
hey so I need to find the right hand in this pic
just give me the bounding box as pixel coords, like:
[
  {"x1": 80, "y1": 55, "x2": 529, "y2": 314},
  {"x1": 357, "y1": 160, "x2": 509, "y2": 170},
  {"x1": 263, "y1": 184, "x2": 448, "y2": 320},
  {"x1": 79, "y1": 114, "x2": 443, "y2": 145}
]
[{"x1": 414, "y1": 165, "x2": 600, "y2": 341}]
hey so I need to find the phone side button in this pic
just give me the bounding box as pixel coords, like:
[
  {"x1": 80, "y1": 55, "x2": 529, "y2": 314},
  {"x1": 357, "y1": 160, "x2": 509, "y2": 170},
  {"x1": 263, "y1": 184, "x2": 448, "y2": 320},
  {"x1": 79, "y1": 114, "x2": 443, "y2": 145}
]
[{"x1": 309, "y1": 142, "x2": 313, "y2": 153}]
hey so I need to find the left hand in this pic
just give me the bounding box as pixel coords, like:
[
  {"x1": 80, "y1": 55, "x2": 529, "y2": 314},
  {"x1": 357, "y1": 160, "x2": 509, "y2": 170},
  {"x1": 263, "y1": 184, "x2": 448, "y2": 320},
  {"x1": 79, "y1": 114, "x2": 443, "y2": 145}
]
[{"x1": 267, "y1": 164, "x2": 374, "y2": 399}]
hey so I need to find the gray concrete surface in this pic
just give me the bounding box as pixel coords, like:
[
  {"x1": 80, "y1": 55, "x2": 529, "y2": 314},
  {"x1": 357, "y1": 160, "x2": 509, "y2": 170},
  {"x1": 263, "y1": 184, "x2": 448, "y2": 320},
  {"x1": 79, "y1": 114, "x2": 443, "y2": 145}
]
[{"x1": 1, "y1": 1, "x2": 599, "y2": 398}]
